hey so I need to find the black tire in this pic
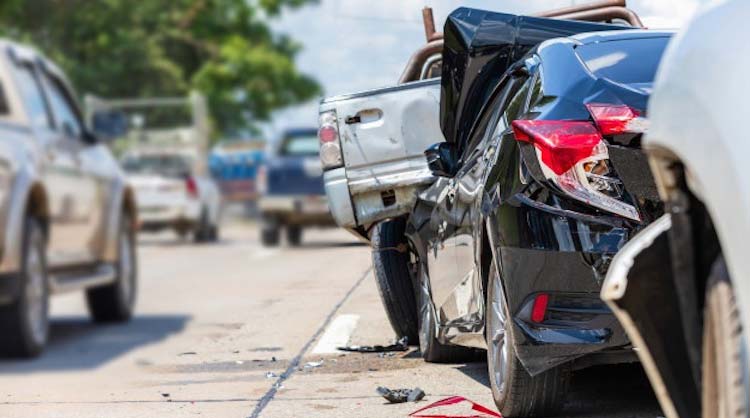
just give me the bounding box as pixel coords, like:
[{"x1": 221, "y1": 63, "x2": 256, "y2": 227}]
[
  {"x1": 86, "y1": 213, "x2": 137, "y2": 322},
  {"x1": 702, "y1": 257, "x2": 748, "y2": 418},
  {"x1": 286, "y1": 226, "x2": 302, "y2": 246},
  {"x1": 0, "y1": 218, "x2": 49, "y2": 358},
  {"x1": 193, "y1": 209, "x2": 210, "y2": 243},
  {"x1": 261, "y1": 216, "x2": 280, "y2": 247},
  {"x1": 371, "y1": 219, "x2": 419, "y2": 344},
  {"x1": 208, "y1": 224, "x2": 220, "y2": 242},
  {"x1": 486, "y1": 259, "x2": 569, "y2": 417},
  {"x1": 415, "y1": 249, "x2": 475, "y2": 363}
]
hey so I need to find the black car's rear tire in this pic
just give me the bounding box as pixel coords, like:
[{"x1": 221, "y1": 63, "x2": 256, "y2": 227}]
[
  {"x1": 286, "y1": 226, "x2": 302, "y2": 246},
  {"x1": 0, "y1": 218, "x2": 49, "y2": 358},
  {"x1": 371, "y1": 219, "x2": 419, "y2": 344},
  {"x1": 87, "y1": 213, "x2": 137, "y2": 322},
  {"x1": 702, "y1": 257, "x2": 748, "y2": 418},
  {"x1": 486, "y1": 259, "x2": 569, "y2": 417}
]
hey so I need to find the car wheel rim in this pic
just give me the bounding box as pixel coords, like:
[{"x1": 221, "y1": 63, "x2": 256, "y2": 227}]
[
  {"x1": 119, "y1": 231, "x2": 134, "y2": 305},
  {"x1": 418, "y1": 265, "x2": 433, "y2": 352},
  {"x1": 25, "y1": 237, "x2": 47, "y2": 345},
  {"x1": 489, "y1": 273, "x2": 508, "y2": 394}
]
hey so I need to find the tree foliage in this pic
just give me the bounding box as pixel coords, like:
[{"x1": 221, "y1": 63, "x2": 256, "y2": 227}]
[{"x1": 0, "y1": 0, "x2": 320, "y2": 136}]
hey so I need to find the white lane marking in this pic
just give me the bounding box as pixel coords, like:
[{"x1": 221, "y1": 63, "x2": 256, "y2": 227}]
[
  {"x1": 311, "y1": 314, "x2": 360, "y2": 354},
  {"x1": 253, "y1": 249, "x2": 280, "y2": 259}
]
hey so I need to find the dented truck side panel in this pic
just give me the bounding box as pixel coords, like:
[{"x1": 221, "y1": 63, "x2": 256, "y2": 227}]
[{"x1": 319, "y1": 79, "x2": 444, "y2": 232}]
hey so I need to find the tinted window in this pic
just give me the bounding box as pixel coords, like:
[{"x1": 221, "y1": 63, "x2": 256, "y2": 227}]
[
  {"x1": 576, "y1": 37, "x2": 670, "y2": 84},
  {"x1": 13, "y1": 65, "x2": 50, "y2": 129},
  {"x1": 280, "y1": 134, "x2": 318, "y2": 156},
  {"x1": 41, "y1": 75, "x2": 83, "y2": 138},
  {"x1": 122, "y1": 154, "x2": 192, "y2": 177}
]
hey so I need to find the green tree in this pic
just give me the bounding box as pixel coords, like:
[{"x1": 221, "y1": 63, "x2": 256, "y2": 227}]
[{"x1": 0, "y1": 0, "x2": 320, "y2": 136}]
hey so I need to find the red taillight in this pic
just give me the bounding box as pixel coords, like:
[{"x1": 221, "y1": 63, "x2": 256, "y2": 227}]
[
  {"x1": 531, "y1": 293, "x2": 549, "y2": 323},
  {"x1": 318, "y1": 125, "x2": 338, "y2": 143},
  {"x1": 511, "y1": 120, "x2": 601, "y2": 175},
  {"x1": 585, "y1": 103, "x2": 644, "y2": 136},
  {"x1": 185, "y1": 176, "x2": 198, "y2": 198}
]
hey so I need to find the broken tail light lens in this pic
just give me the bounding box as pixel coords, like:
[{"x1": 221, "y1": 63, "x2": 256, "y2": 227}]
[
  {"x1": 512, "y1": 115, "x2": 641, "y2": 221},
  {"x1": 318, "y1": 110, "x2": 343, "y2": 169}
]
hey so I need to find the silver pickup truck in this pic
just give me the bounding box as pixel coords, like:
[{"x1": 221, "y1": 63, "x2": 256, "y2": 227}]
[
  {"x1": 317, "y1": 9, "x2": 443, "y2": 341},
  {"x1": 0, "y1": 40, "x2": 137, "y2": 357}
]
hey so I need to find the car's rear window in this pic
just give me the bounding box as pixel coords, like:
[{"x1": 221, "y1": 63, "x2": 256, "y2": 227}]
[
  {"x1": 122, "y1": 154, "x2": 192, "y2": 177},
  {"x1": 576, "y1": 37, "x2": 671, "y2": 84},
  {"x1": 281, "y1": 134, "x2": 319, "y2": 156}
]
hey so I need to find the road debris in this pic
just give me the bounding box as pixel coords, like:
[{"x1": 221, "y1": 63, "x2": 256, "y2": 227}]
[
  {"x1": 304, "y1": 361, "x2": 324, "y2": 370},
  {"x1": 178, "y1": 351, "x2": 197, "y2": 356},
  {"x1": 338, "y1": 336, "x2": 408, "y2": 353},
  {"x1": 265, "y1": 372, "x2": 277, "y2": 379},
  {"x1": 377, "y1": 386, "x2": 425, "y2": 403},
  {"x1": 408, "y1": 396, "x2": 502, "y2": 417}
]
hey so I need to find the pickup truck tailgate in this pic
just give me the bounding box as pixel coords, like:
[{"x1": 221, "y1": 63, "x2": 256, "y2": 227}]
[{"x1": 320, "y1": 79, "x2": 443, "y2": 227}]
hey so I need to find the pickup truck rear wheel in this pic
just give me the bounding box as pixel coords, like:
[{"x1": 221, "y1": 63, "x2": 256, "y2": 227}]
[
  {"x1": 86, "y1": 213, "x2": 137, "y2": 322},
  {"x1": 371, "y1": 219, "x2": 419, "y2": 344},
  {"x1": 261, "y1": 217, "x2": 280, "y2": 247},
  {"x1": 486, "y1": 259, "x2": 569, "y2": 417},
  {"x1": 702, "y1": 257, "x2": 748, "y2": 418},
  {"x1": 286, "y1": 226, "x2": 302, "y2": 246},
  {"x1": 0, "y1": 218, "x2": 49, "y2": 357}
]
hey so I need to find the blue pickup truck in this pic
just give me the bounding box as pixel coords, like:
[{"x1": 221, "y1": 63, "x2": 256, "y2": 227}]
[{"x1": 258, "y1": 128, "x2": 334, "y2": 246}]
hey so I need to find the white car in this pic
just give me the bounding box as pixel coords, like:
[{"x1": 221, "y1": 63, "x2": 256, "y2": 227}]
[
  {"x1": 123, "y1": 150, "x2": 222, "y2": 242},
  {"x1": 601, "y1": 1, "x2": 749, "y2": 417}
]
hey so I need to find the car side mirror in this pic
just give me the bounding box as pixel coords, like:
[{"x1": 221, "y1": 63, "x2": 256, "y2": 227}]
[
  {"x1": 425, "y1": 142, "x2": 458, "y2": 178},
  {"x1": 82, "y1": 129, "x2": 99, "y2": 145}
]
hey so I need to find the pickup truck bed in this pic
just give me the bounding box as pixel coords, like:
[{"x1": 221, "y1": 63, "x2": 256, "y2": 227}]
[{"x1": 320, "y1": 78, "x2": 443, "y2": 233}]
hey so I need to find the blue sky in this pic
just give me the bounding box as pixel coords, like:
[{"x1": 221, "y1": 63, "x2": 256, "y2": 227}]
[{"x1": 265, "y1": 0, "x2": 706, "y2": 136}]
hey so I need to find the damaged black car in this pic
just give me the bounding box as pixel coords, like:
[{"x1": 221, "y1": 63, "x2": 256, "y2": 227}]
[{"x1": 406, "y1": 7, "x2": 673, "y2": 417}]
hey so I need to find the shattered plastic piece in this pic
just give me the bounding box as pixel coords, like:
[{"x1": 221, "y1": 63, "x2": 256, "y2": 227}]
[
  {"x1": 304, "y1": 361, "x2": 323, "y2": 369},
  {"x1": 408, "y1": 396, "x2": 502, "y2": 418},
  {"x1": 377, "y1": 387, "x2": 425, "y2": 404},
  {"x1": 265, "y1": 372, "x2": 277, "y2": 379},
  {"x1": 338, "y1": 336, "x2": 408, "y2": 353}
]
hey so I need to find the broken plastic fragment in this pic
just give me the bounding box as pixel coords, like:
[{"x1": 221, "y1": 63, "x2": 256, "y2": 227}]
[
  {"x1": 338, "y1": 336, "x2": 408, "y2": 353},
  {"x1": 377, "y1": 386, "x2": 425, "y2": 404},
  {"x1": 408, "y1": 396, "x2": 502, "y2": 417}
]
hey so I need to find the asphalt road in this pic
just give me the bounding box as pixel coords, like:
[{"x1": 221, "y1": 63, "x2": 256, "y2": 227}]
[{"x1": 0, "y1": 222, "x2": 663, "y2": 418}]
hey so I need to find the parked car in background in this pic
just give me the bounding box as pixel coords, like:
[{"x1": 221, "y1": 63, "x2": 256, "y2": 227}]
[
  {"x1": 89, "y1": 93, "x2": 222, "y2": 243},
  {"x1": 0, "y1": 40, "x2": 137, "y2": 357},
  {"x1": 602, "y1": 1, "x2": 750, "y2": 417},
  {"x1": 209, "y1": 139, "x2": 265, "y2": 214},
  {"x1": 123, "y1": 149, "x2": 221, "y2": 242},
  {"x1": 407, "y1": 8, "x2": 669, "y2": 416},
  {"x1": 258, "y1": 128, "x2": 333, "y2": 246}
]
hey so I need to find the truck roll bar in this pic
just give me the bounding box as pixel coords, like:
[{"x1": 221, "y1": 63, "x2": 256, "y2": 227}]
[{"x1": 400, "y1": 1, "x2": 643, "y2": 84}]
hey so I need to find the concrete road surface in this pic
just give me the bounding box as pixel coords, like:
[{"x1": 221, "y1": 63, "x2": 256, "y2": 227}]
[{"x1": 0, "y1": 222, "x2": 663, "y2": 418}]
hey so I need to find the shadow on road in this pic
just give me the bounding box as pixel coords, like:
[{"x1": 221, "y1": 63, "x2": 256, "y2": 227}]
[
  {"x1": 453, "y1": 361, "x2": 661, "y2": 417},
  {"x1": 0, "y1": 314, "x2": 189, "y2": 373}
]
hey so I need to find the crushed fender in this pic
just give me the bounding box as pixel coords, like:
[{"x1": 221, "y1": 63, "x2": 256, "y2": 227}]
[
  {"x1": 377, "y1": 386, "x2": 425, "y2": 403},
  {"x1": 409, "y1": 396, "x2": 502, "y2": 418}
]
